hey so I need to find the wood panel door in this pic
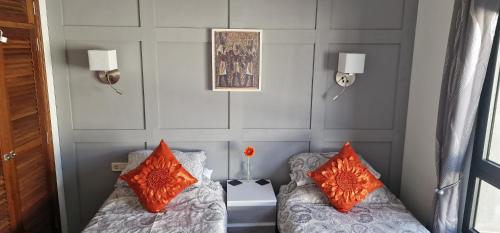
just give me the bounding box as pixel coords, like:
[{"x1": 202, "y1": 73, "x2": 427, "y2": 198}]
[
  {"x1": 0, "y1": 0, "x2": 58, "y2": 232},
  {"x1": 0, "y1": 158, "x2": 14, "y2": 233},
  {"x1": 0, "y1": 0, "x2": 34, "y2": 24}
]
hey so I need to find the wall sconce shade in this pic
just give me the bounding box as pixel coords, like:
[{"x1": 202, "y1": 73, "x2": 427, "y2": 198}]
[
  {"x1": 338, "y1": 52, "x2": 365, "y2": 74},
  {"x1": 331, "y1": 52, "x2": 367, "y2": 102},
  {"x1": 87, "y1": 50, "x2": 122, "y2": 95},
  {"x1": 88, "y1": 50, "x2": 118, "y2": 71}
]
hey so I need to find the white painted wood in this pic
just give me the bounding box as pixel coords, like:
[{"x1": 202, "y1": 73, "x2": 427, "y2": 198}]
[
  {"x1": 227, "y1": 179, "x2": 277, "y2": 233},
  {"x1": 227, "y1": 180, "x2": 276, "y2": 207},
  {"x1": 39, "y1": 0, "x2": 68, "y2": 231}
]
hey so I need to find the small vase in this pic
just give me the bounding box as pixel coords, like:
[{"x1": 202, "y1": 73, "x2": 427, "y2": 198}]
[{"x1": 246, "y1": 156, "x2": 252, "y2": 181}]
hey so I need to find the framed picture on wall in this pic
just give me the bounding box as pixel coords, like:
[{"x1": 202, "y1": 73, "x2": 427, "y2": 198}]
[{"x1": 212, "y1": 29, "x2": 262, "y2": 91}]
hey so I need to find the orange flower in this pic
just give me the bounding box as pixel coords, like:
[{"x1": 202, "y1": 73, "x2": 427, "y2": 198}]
[{"x1": 244, "y1": 146, "x2": 255, "y2": 157}]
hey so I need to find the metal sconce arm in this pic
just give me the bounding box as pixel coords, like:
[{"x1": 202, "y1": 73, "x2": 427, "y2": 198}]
[{"x1": 96, "y1": 69, "x2": 123, "y2": 95}]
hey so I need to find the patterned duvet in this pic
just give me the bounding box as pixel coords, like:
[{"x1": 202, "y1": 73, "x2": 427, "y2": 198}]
[
  {"x1": 83, "y1": 180, "x2": 227, "y2": 233},
  {"x1": 277, "y1": 183, "x2": 430, "y2": 233}
]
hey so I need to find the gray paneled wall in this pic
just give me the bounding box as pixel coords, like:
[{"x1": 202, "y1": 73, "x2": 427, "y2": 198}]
[{"x1": 45, "y1": 0, "x2": 418, "y2": 232}]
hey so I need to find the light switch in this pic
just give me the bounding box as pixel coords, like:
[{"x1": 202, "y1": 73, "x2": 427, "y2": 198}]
[{"x1": 111, "y1": 162, "x2": 128, "y2": 172}]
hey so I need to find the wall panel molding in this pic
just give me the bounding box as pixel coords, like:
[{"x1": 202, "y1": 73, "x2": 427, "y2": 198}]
[
  {"x1": 323, "y1": 129, "x2": 394, "y2": 142},
  {"x1": 243, "y1": 129, "x2": 311, "y2": 142},
  {"x1": 72, "y1": 130, "x2": 148, "y2": 142},
  {"x1": 62, "y1": 0, "x2": 141, "y2": 27},
  {"x1": 154, "y1": 0, "x2": 228, "y2": 28},
  {"x1": 156, "y1": 42, "x2": 229, "y2": 129},
  {"x1": 66, "y1": 40, "x2": 145, "y2": 130},
  {"x1": 324, "y1": 43, "x2": 401, "y2": 130},
  {"x1": 46, "y1": 0, "x2": 419, "y2": 231},
  {"x1": 64, "y1": 27, "x2": 144, "y2": 41},
  {"x1": 155, "y1": 28, "x2": 211, "y2": 42},
  {"x1": 75, "y1": 142, "x2": 146, "y2": 226},
  {"x1": 321, "y1": 30, "x2": 402, "y2": 44},
  {"x1": 330, "y1": 0, "x2": 405, "y2": 30},
  {"x1": 229, "y1": 0, "x2": 317, "y2": 29}
]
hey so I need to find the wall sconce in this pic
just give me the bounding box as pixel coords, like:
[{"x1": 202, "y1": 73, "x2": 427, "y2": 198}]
[
  {"x1": 331, "y1": 52, "x2": 366, "y2": 101},
  {"x1": 0, "y1": 29, "x2": 8, "y2": 43},
  {"x1": 88, "y1": 50, "x2": 123, "y2": 95}
]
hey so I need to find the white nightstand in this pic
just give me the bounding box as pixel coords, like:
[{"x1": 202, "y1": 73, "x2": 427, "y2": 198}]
[{"x1": 226, "y1": 179, "x2": 277, "y2": 233}]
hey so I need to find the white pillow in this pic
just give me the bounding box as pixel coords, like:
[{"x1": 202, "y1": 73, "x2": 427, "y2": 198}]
[
  {"x1": 288, "y1": 152, "x2": 382, "y2": 186},
  {"x1": 203, "y1": 168, "x2": 213, "y2": 180},
  {"x1": 121, "y1": 150, "x2": 151, "y2": 174},
  {"x1": 122, "y1": 149, "x2": 207, "y2": 184}
]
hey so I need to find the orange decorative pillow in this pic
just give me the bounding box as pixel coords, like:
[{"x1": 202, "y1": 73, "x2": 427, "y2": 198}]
[
  {"x1": 120, "y1": 140, "x2": 197, "y2": 212},
  {"x1": 308, "y1": 142, "x2": 383, "y2": 213}
]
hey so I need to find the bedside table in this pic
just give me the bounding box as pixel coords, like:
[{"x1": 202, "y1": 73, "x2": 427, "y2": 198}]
[{"x1": 226, "y1": 179, "x2": 277, "y2": 233}]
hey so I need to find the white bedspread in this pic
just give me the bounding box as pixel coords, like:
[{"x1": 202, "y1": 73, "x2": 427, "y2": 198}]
[
  {"x1": 83, "y1": 180, "x2": 227, "y2": 233},
  {"x1": 277, "y1": 183, "x2": 430, "y2": 233}
]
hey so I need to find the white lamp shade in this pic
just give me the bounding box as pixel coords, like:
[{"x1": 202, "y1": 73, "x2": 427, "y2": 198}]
[
  {"x1": 88, "y1": 50, "x2": 118, "y2": 71},
  {"x1": 338, "y1": 52, "x2": 365, "y2": 74}
]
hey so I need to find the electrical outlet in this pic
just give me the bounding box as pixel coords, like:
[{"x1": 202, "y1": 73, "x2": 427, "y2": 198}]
[{"x1": 111, "y1": 162, "x2": 128, "y2": 172}]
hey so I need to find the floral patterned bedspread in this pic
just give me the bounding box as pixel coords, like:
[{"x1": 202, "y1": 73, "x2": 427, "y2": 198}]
[
  {"x1": 277, "y1": 183, "x2": 430, "y2": 233},
  {"x1": 82, "y1": 180, "x2": 227, "y2": 233}
]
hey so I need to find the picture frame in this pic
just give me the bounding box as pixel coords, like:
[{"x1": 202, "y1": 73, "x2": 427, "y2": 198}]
[{"x1": 212, "y1": 29, "x2": 262, "y2": 91}]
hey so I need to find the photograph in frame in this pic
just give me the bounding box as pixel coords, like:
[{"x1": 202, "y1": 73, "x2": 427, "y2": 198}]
[{"x1": 212, "y1": 29, "x2": 262, "y2": 91}]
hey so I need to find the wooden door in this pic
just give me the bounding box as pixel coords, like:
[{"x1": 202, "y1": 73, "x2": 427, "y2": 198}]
[
  {"x1": 0, "y1": 1, "x2": 58, "y2": 232},
  {"x1": 0, "y1": 0, "x2": 34, "y2": 24},
  {"x1": 0, "y1": 158, "x2": 14, "y2": 233}
]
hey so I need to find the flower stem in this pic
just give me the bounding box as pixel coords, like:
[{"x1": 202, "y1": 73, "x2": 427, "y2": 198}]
[{"x1": 247, "y1": 156, "x2": 251, "y2": 181}]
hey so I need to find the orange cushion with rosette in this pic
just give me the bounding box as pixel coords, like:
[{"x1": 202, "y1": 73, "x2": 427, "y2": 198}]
[
  {"x1": 120, "y1": 140, "x2": 198, "y2": 213},
  {"x1": 308, "y1": 142, "x2": 383, "y2": 213}
]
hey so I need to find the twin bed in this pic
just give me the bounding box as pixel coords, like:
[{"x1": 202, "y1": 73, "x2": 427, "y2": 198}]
[
  {"x1": 82, "y1": 150, "x2": 428, "y2": 233},
  {"x1": 277, "y1": 152, "x2": 430, "y2": 233},
  {"x1": 277, "y1": 183, "x2": 429, "y2": 233},
  {"x1": 83, "y1": 179, "x2": 226, "y2": 233},
  {"x1": 83, "y1": 149, "x2": 227, "y2": 233}
]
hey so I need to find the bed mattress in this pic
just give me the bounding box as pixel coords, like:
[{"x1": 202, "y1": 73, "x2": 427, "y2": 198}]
[
  {"x1": 82, "y1": 180, "x2": 227, "y2": 233},
  {"x1": 277, "y1": 183, "x2": 430, "y2": 233}
]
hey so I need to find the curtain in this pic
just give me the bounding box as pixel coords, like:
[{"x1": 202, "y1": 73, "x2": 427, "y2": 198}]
[{"x1": 434, "y1": 0, "x2": 500, "y2": 232}]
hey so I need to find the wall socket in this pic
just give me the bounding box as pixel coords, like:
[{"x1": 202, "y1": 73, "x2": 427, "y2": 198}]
[{"x1": 111, "y1": 162, "x2": 128, "y2": 172}]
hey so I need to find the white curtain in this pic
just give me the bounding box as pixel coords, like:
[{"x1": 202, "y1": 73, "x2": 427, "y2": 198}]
[{"x1": 434, "y1": 0, "x2": 500, "y2": 232}]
